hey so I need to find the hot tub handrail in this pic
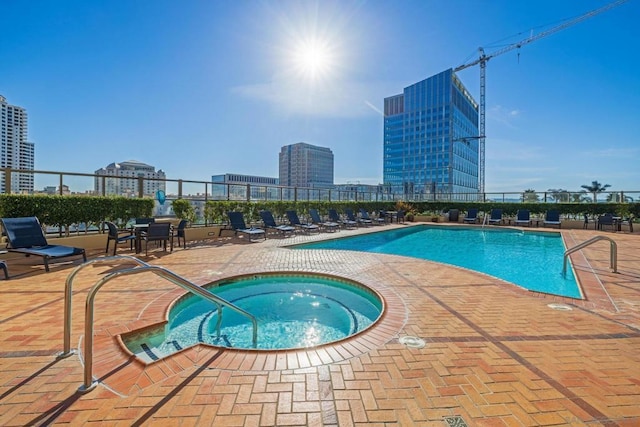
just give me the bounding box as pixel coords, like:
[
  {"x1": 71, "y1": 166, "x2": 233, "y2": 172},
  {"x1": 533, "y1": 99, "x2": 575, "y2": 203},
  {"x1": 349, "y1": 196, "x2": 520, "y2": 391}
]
[
  {"x1": 79, "y1": 264, "x2": 258, "y2": 393},
  {"x1": 60, "y1": 255, "x2": 151, "y2": 359}
]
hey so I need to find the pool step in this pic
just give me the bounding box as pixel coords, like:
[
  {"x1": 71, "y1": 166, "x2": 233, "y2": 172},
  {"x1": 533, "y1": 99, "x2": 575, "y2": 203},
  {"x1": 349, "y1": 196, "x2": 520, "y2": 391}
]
[{"x1": 138, "y1": 340, "x2": 183, "y2": 362}]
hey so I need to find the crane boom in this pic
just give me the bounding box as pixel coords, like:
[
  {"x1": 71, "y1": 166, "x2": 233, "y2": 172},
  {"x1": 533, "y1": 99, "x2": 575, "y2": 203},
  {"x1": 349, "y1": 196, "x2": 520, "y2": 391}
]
[{"x1": 453, "y1": 0, "x2": 628, "y2": 195}]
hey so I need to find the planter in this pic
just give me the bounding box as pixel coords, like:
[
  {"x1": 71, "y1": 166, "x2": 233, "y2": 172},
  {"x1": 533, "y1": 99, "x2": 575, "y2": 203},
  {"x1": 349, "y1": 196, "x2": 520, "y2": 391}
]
[{"x1": 184, "y1": 226, "x2": 224, "y2": 242}]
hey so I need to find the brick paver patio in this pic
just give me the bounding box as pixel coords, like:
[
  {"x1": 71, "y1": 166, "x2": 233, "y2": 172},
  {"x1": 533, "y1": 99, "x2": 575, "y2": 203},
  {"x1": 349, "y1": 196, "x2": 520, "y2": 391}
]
[{"x1": 1, "y1": 223, "x2": 639, "y2": 426}]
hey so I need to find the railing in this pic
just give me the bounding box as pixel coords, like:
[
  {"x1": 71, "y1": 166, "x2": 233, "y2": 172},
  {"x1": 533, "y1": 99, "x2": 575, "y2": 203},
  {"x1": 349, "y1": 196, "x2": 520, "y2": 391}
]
[
  {"x1": 2, "y1": 167, "x2": 638, "y2": 206},
  {"x1": 65, "y1": 256, "x2": 258, "y2": 393},
  {"x1": 562, "y1": 236, "x2": 618, "y2": 277}
]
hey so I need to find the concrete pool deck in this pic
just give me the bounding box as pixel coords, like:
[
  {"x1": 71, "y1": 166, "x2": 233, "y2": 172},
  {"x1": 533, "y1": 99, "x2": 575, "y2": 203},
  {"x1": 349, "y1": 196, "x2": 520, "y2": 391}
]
[{"x1": 0, "y1": 223, "x2": 639, "y2": 426}]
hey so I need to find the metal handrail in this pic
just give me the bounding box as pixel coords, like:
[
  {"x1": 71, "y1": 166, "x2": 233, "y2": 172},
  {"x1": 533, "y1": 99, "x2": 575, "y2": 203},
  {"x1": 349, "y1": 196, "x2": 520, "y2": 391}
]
[
  {"x1": 563, "y1": 235, "x2": 617, "y2": 276},
  {"x1": 73, "y1": 262, "x2": 258, "y2": 393},
  {"x1": 60, "y1": 255, "x2": 150, "y2": 359}
]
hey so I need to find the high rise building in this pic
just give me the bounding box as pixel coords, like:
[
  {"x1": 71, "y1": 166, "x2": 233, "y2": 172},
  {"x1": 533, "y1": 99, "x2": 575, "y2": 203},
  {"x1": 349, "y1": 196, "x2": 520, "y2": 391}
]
[
  {"x1": 279, "y1": 142, "x2": 334, "y2": 188},
  {"x1": 383, "y1": 69, "x2": 479, "y2": 200},
  {"x1": 0, "y1": 95, "x2": 35, "y2": 193},
  {"x1": 211, "y1": 173, "x2": 279, "y2": 200},
  {"x1": 94, "y1": 160, "x2": 166, "y2": 197}
]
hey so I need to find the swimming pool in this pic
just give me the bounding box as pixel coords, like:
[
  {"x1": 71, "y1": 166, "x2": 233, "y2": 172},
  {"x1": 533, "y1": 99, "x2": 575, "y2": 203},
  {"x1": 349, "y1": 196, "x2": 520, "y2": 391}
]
[
  {"x1": 122, "y1": 273, "x2": 383, "y2": 361},
  {"x1": 294, "y1": 225, "x2": 582, "y2": 299}
]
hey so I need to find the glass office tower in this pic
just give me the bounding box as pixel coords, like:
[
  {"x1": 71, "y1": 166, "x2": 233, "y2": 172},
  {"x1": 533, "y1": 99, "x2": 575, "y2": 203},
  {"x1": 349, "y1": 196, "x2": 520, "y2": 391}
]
[{"x1": 383, "y1": 69, "x2": 479, "y2": 200}]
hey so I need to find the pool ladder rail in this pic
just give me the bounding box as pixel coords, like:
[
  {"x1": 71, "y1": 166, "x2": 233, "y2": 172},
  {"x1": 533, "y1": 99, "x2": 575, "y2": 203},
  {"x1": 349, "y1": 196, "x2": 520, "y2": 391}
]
[
  {"x1": 60, "y1": 255, "x2": 258, "y2": 394},
  {"x1": 562, "y1": 235, "x2": 617, "y2": 277}
]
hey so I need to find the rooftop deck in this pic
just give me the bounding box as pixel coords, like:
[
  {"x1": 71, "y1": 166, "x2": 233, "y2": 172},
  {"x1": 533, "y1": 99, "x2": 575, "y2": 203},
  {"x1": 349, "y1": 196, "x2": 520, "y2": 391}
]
[{"x1": 1, "y1": 223, "x2": 639, "y2": 426}]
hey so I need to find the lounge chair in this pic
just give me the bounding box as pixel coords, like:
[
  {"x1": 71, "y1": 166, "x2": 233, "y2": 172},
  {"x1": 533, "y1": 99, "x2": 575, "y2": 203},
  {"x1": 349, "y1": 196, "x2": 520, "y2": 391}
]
[
  {"x1": 259, "y1": 210, "x2": 295, "y2": 236},
  {"x1": 543, "y1": 210, "x2": 562, "y2": 228},
  {"x1": 0, "y1": 260, "x2": 8, "y2": 279},
  {"x1": 0, "y1": 216, "x2": 87, "y2": 272},
  {"x1": 488, "y1": 209, "x2": 503, "y2": 225},
  {"x1": 344, "y1": 209, "x2": 368, "y2": 227},
  {"x1": 377, "y1": 210, "x2": 390, "y2": 225},
  {"x1": 358, "y1": 209, "x2": 376, "y2": 226},
  {"x1": 514, "y1": 209, "x2": 531, "y2": 227},
  {"x1": 328, "y1": 209, "x2": 357, "y2": 229},
  {"x1": 463, "y1": 208, "x2": 478, "y2": 224},
  {"x1": 226, "y1": 212, "x2": 266, "y2": 241},
  {"x1": 286, "y1": 210, "x2": 319, "y2": 233},
  {"x1": 309, "y1": 209, "x2": 339, "y2": 232}
]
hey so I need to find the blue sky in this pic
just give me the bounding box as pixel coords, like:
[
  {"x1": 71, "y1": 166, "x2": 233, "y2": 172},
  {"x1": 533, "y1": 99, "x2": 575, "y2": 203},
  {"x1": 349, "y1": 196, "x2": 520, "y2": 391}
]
[{"x1": 2, "y1": 0, "x2": 639, "y2": 194}]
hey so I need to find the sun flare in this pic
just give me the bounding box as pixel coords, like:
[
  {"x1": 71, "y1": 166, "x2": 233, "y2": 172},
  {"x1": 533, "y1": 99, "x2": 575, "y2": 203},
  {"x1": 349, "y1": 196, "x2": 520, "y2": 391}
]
[{"x1": 291, "y1": 38, "x2": 335, "y2": 81}]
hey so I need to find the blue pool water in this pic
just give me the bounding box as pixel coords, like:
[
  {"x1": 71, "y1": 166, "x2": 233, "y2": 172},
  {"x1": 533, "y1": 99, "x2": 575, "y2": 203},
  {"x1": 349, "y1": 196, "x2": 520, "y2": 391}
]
[
  {"x1": 295, "y1": 226, "x2": 582, "y2": 299},
  {"x1": 123, "y1": 274, "x2": 382, "y2": 360}
]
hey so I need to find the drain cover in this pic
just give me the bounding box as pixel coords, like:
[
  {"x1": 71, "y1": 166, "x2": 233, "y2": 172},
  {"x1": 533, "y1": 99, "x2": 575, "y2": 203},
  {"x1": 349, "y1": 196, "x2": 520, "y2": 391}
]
[
  {"x1": 399, "y1": 336, "x2": 426, "y2": 349},
  {"x1": 547, "y1": 303, "x2": 573, "y2": 311},
  {"x1": 444, "y1": 415, "x2": 468, "y2": 427}
]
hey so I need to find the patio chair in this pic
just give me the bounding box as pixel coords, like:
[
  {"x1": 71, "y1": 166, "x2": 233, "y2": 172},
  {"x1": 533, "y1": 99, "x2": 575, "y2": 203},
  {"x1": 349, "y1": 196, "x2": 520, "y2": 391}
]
[
  {"x1": 543, "y1": 210, "x2": 562, "y2": 228},
  {"x1": 105, "y1": 221, "x2": 136, "y2": 255},
  {"x1": 173, "y1": 219, "x2": 188, "y2": 249},
  {"x1": 597, "y1": 214, "x2": 615, "y2": 231},
  {"x1": 0, "y1": 216, "x2": 87, "y2": 272},
  {"x1": 488, "y1": 209, "x2": 503, "y2": 225},
  {"x1": 286, "y1": 210, "x2": 320, "y2": 233},
  {"x1": 135, "y1": 217, "x2": 155, "y2": 225},
  {"x1": 259, "y1": 210, "x2": 295, "y2": 236},
  {"x1": 396, "y1": 210, "x2": 405, "y2": 224},
  {"x1": 619, "y1": 216, "x2": 634, "y2": 233},
  {"x1": 328, "y1": 209, "x2": 357, "y2": 229},
  {"x1": 463, "y1": 208, "x2": 478, "y2": 224},
  {"x1": 583, "y1": 213, "x2": 591, "y2": 229},
  {"x1": 226, "y1": 211, "x2": 266, "y2": 241},
  {"x1": 514, "y1": 209, "x2": 531, "y2": 227},
  {"x1": 309, "y1": 209, "x2": 339, "y2": 232},
  {"x1": 448, "y1": 209, "x2": 459, "y2": 223},
  {"x1": 140, "y1": 222, "x2": 173, "y2": 255}
]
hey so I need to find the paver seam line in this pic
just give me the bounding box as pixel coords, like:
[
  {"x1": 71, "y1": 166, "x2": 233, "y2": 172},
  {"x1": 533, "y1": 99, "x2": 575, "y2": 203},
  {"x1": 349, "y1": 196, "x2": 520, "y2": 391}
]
[
  {"x1": 0, "y1": 294, "x2": 65, "y2": 325},
  {"x1": 402, "y1": 273, "x2": 622, "y2": 426},
  {"x1": 564, "y1": 230, "x2": 618, "y2": 312},
  {"x1": 0, "y1": 357, "x2": 62, "y2": 402},
  {"x1": 569, "y1": 304, "x2": 640, "y2": 334},
  {"x1": 129, "y1": 350, "x2": 225, "y2": 427}
]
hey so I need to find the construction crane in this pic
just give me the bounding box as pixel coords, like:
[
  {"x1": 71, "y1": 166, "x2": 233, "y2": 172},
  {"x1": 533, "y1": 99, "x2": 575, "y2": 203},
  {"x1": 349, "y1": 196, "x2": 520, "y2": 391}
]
[{"x1": 453, "y1": 0, "x2": 628, "y2": 195}]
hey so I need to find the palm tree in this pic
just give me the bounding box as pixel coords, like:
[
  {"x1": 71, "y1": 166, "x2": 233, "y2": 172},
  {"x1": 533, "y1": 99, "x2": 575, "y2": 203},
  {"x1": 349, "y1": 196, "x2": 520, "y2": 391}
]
[
  {"x1": 580, "y1": 181, "x2": 611, "y2": 203},
  {"x1": 547, "y1": 188, "x2": 570, "y2": 203},
  {"x1": 572, "y1": 191, "x2": 590, "y2": 203},
  {"x1": 606, "y1": 193, "x2": 633, "y2": 203},
  {"x1": 522, "y1": 189, "x2": 539, "y2": 202}
]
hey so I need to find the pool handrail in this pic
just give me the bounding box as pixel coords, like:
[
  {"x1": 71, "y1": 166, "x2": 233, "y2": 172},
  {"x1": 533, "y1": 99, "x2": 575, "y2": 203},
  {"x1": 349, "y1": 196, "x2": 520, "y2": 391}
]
[
  {"x1": 563, "y1": 235, "x2": 617, "y2": 276},
  {"x1": 74, "y1": 262, "x2": 258, "y2": 393}
]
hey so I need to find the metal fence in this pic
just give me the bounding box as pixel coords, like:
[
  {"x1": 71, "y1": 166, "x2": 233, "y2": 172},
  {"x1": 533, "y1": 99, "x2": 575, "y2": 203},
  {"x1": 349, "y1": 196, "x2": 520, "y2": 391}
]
[{"x1": 2, "y1": 167, "x2": 637, "y2": 219}]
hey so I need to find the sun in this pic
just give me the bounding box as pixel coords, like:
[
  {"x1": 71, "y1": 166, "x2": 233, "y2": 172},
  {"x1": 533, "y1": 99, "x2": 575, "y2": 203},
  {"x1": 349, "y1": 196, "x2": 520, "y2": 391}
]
[{"x1": 291, "y1": 38, "x2": 335, "y2": 81}]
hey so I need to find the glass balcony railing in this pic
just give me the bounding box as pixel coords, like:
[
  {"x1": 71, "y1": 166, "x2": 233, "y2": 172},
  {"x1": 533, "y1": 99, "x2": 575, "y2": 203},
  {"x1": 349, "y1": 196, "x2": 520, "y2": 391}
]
[{"x1": 2, "y1": 167, "x2": 637, "y2": 220}]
